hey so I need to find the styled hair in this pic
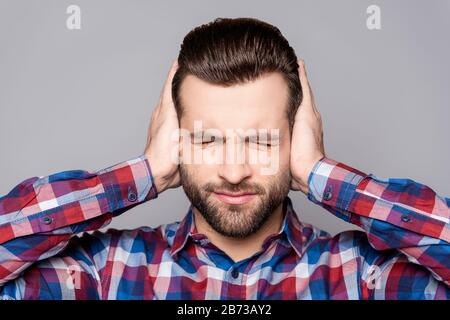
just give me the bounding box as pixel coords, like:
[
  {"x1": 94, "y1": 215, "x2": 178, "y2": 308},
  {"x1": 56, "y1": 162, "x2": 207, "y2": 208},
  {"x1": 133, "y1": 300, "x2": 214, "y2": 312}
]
[{"x1": 172, "y1": 17, "x2": 302, "y2": 130}]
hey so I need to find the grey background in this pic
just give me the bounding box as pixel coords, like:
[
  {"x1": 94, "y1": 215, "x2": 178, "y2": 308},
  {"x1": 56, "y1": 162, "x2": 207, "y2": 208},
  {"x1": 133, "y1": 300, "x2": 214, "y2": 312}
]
[{"x1": 0, "y1": 0, "x2": 449, "y2": 236}]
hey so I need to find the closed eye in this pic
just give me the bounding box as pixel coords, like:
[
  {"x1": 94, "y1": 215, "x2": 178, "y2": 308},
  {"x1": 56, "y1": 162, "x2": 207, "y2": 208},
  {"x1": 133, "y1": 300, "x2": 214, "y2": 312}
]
[
  {"x1": 202, "y1": 138, "x2": 215, "y2": 145},
  {"x1": 192, "y1": 136, "x2": 216, "y2": 145},
  {"x1": 248, "y1": 136, "x2": 276, "y2": 147}
]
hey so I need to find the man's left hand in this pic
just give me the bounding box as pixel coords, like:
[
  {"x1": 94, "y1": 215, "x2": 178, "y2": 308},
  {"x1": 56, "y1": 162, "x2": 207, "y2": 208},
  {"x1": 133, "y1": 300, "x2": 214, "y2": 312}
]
[{"x1": 290, "y1": 59, "x2": 325, "y2": 194}]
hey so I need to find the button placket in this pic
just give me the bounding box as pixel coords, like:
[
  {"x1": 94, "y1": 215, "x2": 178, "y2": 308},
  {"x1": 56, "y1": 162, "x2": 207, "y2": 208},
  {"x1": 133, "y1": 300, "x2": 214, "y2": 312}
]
[{"x1": 231, "y1": 268, "x2": 239, "y2": 279}]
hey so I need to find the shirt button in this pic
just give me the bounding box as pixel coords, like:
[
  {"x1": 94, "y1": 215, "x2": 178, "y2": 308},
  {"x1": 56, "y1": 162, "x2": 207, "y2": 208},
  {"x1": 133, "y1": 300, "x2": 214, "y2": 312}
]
[
  {"x1": 128, "y1": 187, "x2": 137, "y2": 202},
  {"x1": 323, "y1": 191, "x2": 333, "y2": 201},
  {"x1": 43, "y1": 216, "x2": 53, "y2": 225},
  {"x1": 401, "y1": 215, "x2": 411, "y2": 222},
  {"x1": 231, "y1": 268, "x2": 239, "y2": 279}
]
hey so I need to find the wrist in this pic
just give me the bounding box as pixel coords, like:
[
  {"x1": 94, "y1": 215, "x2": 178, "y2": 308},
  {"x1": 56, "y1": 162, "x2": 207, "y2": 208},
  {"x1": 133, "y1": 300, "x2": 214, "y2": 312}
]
[
  {"x1": 144, "y1": 152, "x2": 179, "y2": 194},
  {"x1": 144, "y1": 155, "x2": 162, "y2": 194},
  {"x1": 293, "y1": 155, "x2": 325, "y2": 194}
]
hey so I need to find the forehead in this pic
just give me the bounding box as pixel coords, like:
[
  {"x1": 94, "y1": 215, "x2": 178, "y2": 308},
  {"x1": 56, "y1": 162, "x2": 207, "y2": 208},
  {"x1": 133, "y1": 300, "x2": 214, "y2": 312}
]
[{"x1": 179, "y1": 72, "x2": 289, "y2": 131}]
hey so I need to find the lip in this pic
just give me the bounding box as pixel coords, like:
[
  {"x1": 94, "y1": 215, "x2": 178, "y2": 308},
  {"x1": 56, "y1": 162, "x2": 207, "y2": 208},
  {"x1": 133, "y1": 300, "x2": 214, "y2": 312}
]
[{"x1": 213, "y1": 192, "x2": 257, "y2": 205}]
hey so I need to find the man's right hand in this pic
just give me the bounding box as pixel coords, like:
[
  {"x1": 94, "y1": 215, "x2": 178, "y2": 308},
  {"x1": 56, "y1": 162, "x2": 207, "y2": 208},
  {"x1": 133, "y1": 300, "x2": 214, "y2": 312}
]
[{"x1": 144, "y1": 60, "x2": 181, "y2": 194}]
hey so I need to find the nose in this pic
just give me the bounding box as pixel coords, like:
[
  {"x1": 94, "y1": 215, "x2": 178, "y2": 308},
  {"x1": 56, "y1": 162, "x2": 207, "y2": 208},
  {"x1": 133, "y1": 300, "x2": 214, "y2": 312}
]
[
  {"x1": 217, "y1": 138, "x2": 252, "y2": 184},
  {"x1": 218, "y1": 136, "x2": 252, "y2": 184},
  {"x1": 217, "y1": 162, "x2": 253, "y2": 185}
]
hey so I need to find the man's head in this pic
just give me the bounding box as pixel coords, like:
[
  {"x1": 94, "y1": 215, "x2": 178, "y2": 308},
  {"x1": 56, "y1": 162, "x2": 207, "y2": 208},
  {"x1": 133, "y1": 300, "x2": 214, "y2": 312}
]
[
  {"x1": 172, "y1": 17, "x2": 302, "y2": 130},
  {"x1": 172, "y1": 18, "x2": 301, "y2": 238}
]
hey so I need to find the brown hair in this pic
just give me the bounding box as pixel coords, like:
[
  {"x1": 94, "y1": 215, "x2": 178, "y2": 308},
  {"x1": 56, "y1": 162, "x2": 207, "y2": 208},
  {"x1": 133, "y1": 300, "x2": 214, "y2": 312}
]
[{"x1": 172, "y1": 17, "x2": 302, "y2": 130}]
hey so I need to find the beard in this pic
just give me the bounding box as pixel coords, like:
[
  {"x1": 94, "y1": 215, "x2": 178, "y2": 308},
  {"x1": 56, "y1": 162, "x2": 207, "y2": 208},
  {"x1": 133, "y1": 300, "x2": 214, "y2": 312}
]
[{"x1": 179, "y1": 165, "x2": 291, "y2": 238}]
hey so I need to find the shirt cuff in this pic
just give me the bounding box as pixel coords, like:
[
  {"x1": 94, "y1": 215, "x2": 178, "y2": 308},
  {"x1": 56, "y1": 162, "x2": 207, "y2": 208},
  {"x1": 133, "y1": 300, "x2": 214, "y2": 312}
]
[
  {"x1": 0, "y1": 155, "x2": 158, "y2": 243},
  {"x1": 307, "y1": 157, "x2": 366, "y2": 212},
  {"x1": 306, "y1": 157, "x2": 450, "y2": 243},
  {"x1": 98, "y1": 155, "x2": 158, "y2": 213}
]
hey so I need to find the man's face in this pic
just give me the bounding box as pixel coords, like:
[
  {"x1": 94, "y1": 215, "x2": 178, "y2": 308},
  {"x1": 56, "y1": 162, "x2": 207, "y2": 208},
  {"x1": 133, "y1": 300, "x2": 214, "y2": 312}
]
[{"x1": 178, "y1": 72, "x2": 292, "y2": 238}]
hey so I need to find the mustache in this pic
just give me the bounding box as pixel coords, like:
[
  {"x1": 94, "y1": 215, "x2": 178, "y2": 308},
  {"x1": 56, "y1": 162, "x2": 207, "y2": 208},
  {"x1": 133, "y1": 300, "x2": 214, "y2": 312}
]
[{"x1": 203, "y1": 182, "x2": 265, "y2": 195}]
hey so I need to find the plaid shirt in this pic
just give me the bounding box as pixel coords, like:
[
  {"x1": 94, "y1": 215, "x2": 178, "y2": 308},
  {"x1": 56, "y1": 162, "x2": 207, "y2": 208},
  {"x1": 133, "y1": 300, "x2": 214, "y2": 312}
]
[{"x1": 0, "y1": 156, "x2": 449, "y2": 300}]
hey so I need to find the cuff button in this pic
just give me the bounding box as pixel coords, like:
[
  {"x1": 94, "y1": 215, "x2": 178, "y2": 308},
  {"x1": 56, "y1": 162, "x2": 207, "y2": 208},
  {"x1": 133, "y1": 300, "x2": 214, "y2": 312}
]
[
  {"x1": 128, "y1": 186, "x2": 138, "y2": 202},
  {"x1": 43, "y1": 216, "x2": 53, "y2": 225},
  {"x1": 323, "y1": 191, "x2": 333, "y2": 201},
  {"x1": 401, "y1": 215, "x2": 411, "y2": 223}
]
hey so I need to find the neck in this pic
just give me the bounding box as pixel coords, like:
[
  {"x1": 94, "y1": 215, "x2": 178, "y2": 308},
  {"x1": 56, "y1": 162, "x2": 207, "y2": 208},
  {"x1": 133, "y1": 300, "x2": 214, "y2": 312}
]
[{"x1": 193, "y1": 202, "x2": 285, "y2": 262}]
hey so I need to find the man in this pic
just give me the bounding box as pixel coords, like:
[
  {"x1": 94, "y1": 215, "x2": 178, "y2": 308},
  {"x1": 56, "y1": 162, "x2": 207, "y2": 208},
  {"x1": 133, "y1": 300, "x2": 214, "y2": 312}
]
[{"x1": 0, "y1": 18, "x2": 448, "y2": 300}]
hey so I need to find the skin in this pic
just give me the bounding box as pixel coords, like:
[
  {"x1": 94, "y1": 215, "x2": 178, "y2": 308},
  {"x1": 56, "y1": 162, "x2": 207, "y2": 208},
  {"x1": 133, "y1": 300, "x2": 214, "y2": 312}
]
[{"x1": 145, "y1": 59, "x2": 325, "y2": 262}]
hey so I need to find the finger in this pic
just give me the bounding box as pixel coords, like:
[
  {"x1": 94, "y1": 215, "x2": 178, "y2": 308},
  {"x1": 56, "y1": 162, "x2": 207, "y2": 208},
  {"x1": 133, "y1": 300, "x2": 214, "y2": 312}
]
[
  {"x1": 160, "y1": 59, "x2": 179, "y2": 106},
  {"x1": 298, "y1": 59, "x2": 312, "y2": 104}
]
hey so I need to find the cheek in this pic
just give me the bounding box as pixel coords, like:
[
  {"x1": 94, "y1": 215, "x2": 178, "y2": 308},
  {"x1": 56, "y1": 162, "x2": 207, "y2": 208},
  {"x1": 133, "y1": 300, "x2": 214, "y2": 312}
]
[
  {"x1": 188, "y1": 163, "x2": 218, "y2": 182},
  {"x1": 279, "y1": 142, "x2": 291, "y2": 167},
  {"x1": 255, "y1": 172, "x2": 289, "y2": 196},
  {"x1": 248, "y1": 141, "x2": 290, "y2": 177},
  {"x1": 180, "y1": 141, "x2": 223, "y2": 166}
]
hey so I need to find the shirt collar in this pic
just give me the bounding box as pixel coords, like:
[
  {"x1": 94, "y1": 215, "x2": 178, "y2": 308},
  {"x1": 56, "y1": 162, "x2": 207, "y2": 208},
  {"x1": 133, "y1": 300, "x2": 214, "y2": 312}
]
[{"x1": 170, "y1": 196, "x2": 305, "y2": 258}]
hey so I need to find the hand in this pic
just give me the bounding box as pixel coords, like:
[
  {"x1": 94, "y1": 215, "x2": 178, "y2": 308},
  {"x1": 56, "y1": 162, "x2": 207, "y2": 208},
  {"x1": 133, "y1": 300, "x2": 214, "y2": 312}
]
[
  {"x1": 144, "y1": 60, "x2": 181, "y2": 194},
  {"x1": 290, "y1": 59, "x2": 325, "y2": 194}
]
